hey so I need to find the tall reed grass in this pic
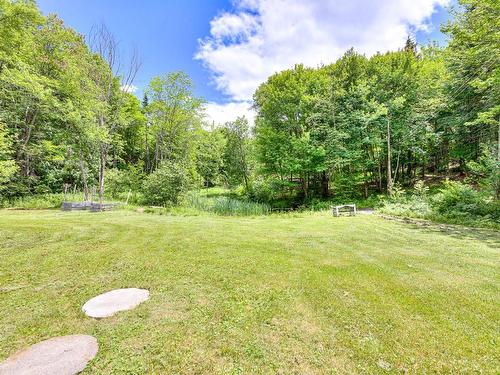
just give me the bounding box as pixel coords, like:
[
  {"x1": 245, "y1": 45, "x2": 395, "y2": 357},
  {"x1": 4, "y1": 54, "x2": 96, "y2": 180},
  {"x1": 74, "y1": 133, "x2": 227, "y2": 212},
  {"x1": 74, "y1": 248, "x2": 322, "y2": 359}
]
[{"x1": 186, "y1": 192, "x2": 270, "y2": 216}]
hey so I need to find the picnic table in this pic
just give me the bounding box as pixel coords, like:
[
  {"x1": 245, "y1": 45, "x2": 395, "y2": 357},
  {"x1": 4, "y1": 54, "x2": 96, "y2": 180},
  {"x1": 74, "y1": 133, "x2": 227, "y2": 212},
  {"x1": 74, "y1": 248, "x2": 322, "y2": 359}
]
[{"x1": 332, "y1": 204, "x2": 356, "y2": 217}]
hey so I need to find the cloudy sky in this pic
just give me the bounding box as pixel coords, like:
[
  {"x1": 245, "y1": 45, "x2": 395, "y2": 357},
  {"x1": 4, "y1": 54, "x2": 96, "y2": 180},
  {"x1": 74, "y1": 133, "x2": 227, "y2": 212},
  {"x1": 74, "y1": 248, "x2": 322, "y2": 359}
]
[{"x1": 37, "y1": 0, "x2": 452, "y2": 125}]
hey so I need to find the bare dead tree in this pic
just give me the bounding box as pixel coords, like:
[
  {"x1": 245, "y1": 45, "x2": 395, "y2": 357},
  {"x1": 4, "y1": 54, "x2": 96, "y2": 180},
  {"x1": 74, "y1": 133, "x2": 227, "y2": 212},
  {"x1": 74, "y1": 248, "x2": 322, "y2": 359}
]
[
  {"x1": 87, "y1": 23, "x2": 141, "y2": 207},
  {"x1": 123, "y1": 46, "x2": 141, "y2": 90}
]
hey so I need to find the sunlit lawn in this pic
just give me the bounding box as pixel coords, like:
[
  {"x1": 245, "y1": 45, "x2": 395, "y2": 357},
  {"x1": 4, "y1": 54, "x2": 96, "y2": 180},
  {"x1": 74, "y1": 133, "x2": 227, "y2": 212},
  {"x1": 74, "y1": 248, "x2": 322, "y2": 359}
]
[{"x1": 0, "y1": 210, "x2": 498, "y2": 374}]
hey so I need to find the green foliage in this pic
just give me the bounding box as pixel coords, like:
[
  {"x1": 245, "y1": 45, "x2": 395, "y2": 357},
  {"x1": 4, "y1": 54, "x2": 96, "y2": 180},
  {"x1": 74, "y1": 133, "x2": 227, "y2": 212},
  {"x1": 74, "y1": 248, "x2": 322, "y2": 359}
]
[
  {"x1": 142, "y1": 161, "x2": 191, "y2": 205},
  {"x1": 186, "y1": 189, "x2": 271, "y2": 216},
  {"x1": 247, "y1": 177, "x2": 295, "y2": 204},
  {"x1": 221, "y1": 117, "x2": 251, "y2": 188},
  {"x1": 253, "y1": 48, "x2": 450, "y2": 201},
  {"x1": 466, "y1": 144, "x2": 500, "y2": 198},
  {"x1": 432, "y1": 181, "x2": 499, "y2": 221},
  {"x1": 145, "y1": 72, "x2": 204, "y2": 171},
  {"x1": 186, "y1": 190, "x2": 270, "y2": 216},
  {"x1": 0, "y1": 122, "x2": 17, "y2": 193},
  {"x1": 0, "y1": 193, "x2": 79, "y2": 209},
  {"x1": 195, "y1": 128, "x2": 226, "y2": 187},
  {"x1": 254, "y1": 64, "x2": 328, "y2": 198},
  {"x1": 105, "y1": 169, "x2": 127, "y2": 198},
  {"x1": 105, "y1": 164, "x2": 145, "y2": 198},
  {"x1": 380, "y1": 180, "x2": 499, "y2": 228},
  {"x1": 442, "y1": 0, "x2": 500, "y2": 161}
]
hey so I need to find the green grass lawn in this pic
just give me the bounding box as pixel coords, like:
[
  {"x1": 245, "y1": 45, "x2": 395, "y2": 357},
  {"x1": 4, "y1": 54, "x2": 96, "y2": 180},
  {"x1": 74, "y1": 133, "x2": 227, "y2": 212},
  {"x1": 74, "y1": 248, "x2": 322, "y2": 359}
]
[{"x1": 0, "y1": 210, "x2": 498, "y2": 374}]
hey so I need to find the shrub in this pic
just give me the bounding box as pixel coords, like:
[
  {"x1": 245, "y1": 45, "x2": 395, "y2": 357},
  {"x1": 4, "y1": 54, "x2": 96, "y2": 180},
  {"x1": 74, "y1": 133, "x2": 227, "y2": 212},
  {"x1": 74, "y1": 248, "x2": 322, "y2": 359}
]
[
  {"x1": 380, "y1": 180, "x2": 500, "y2": 228},
  {"x1": 105, "y1": 164, "x2": 145, "y2": 199},
  {"x1": 105, "y1": 169, "x2": 126, "y2": 198},
  {"x1": 466, "y1": 144, "x2": 500, "y2": 199},
  {"x1": 432, "y1": 181, "x2": 499, "y2": 221},
  {"x1": 431, "y1": 181, "x2": 478, "y2": 215},
  {"x1": 142, "y1": 162, "x2": 191, "y2": 206}
]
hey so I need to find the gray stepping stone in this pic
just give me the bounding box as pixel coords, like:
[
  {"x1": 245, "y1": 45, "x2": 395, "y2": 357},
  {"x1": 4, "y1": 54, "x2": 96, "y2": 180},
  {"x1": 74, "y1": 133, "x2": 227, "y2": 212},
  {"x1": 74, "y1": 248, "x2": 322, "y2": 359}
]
[
  {"x1": 0, "y1": 335, "x2": 98, "y2": 375},
  {"x1": 82, "y1": 288, "x2": 149, "y2": 318}
]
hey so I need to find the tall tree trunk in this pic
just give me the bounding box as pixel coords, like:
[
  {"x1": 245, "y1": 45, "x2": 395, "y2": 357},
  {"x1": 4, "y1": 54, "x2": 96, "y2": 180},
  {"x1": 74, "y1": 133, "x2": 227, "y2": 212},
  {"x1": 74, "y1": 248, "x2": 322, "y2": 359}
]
[
  {"x1": 496, "y1": 116, "x2": 500, "y2": 199},
  {"x1": 393, "y1": 150, "x2": 401, "y2": 185},
  {"x1": 99, "y1": 144, "x2": 107, "y2": 207},
  {"x1": 377, "y1": 160, "x2": 382, "y2": 192},
  {"x1": 321, "y1": 171, "x2": 329, "y2": 198},
  {"x1": 302, "y1": 174, "x2": 308, "y2": 199},
  {"x1": 17, "y1": 107, "x2": 37, "y2": 177},
  {"x1": 154, "y1": 138, "x2": 159, "y2": 170},
  {"x1": 386, "y1": 118, "x2": 393, "y2": 195},
  {"x1": 78, "y1": 154, "x2": 89, "y2": 201},
  {"x1": 407, "y1": 151, "x2": 413, "y2": 184},
  {"x1": 145, "y1": 122, "x2": 150, "y2": 172},
  {"x1": 363, "y1": 171, "x2": 368, "y2": 198},
  {"x1": 497, "y1": 115, "x2": 500, "y2": 164},
  {"x1": 97, "y1": 116, "x2": 107, "y2": 207}
]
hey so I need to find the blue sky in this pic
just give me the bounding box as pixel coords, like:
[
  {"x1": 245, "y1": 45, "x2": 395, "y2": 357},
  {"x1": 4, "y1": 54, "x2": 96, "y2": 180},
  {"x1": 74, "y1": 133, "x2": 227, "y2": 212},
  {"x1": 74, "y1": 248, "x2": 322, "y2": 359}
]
[
  {"x1": 37, "y1": 0, "x2": 232, "y2": 101},
  {"x1": 37, "y1": 0, "x2": 453, "y2": 124}
]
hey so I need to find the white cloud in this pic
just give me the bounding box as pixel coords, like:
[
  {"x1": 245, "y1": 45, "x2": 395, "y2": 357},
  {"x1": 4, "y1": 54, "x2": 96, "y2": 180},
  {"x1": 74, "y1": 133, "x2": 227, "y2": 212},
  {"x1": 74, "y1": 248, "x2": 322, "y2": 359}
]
[
  {"x1": 196, "y1": 0, "x2": 449, "y2": 124},
  {"x1": 120, "y1": 84, "x2": 138, "y2": 94},
  {"x1": 203, "y1": 101, "x2": 255, "y2": 127},
  {"x1": 210, "y1": 12, "x2": 260, "y2": 41}
]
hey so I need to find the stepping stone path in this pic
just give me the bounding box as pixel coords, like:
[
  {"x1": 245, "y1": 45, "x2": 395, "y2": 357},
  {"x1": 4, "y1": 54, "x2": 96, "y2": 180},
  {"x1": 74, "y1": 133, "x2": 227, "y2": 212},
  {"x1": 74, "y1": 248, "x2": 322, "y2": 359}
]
[
  {"x1": 1, "y1": 288, "x2": 149, "y2": 372},
  {"x1": 82, "y1": 288, "x2": 149, "y2": 318},
  {"x1": 0, "y1": 335, "x2": 98, "y2": 375}
]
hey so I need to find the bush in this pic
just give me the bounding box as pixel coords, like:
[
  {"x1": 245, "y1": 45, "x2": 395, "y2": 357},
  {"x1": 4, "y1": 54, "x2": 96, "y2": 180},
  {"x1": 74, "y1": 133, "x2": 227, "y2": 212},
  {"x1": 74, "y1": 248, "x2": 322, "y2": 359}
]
[
  {"x1": 105, "y1": 169, "x2": 126, "y2": 198},
  {"x1": 380, "y1": 180, "x2": 500, "y2": 229},
  {"x1": 142, "y1": 162, "x2": 191, "y2": 206},
  {"x1": 105, "y1": 164, "x2": 145, "y2": 199},
  {"x1": 432, "y1": 181, "x2": 499, "y2": 221},
  {"x1": 432, "y1": 181, "x2": 478, "y2": 215},
  {"x1": 466, "y1": 144, "x2": 500, "y2": 199}
]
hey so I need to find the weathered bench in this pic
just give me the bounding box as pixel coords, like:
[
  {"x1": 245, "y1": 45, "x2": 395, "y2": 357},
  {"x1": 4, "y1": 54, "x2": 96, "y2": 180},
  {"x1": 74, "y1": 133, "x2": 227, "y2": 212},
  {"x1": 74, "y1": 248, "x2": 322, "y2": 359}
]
[{"x1": 332, "y1": 204, "x2": 356, "y2": 217}]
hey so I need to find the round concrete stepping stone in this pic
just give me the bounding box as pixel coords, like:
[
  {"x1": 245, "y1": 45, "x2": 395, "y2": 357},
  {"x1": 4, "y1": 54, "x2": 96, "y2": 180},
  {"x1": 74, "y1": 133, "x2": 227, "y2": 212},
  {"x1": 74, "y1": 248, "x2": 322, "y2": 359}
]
[
  {"x1": 0, "y1": 335, "x2": 98, "y2": 375},
  {"x1": 82, "y1": 288, "x2": 149, "y2": 318}
]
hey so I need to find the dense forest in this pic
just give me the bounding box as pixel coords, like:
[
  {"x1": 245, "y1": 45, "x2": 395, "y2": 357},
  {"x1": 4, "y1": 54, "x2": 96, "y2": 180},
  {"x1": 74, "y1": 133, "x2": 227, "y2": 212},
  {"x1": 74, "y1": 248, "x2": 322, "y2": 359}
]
[{"x1": 0, "y1": 0, "x2": 498, "y2": 221}]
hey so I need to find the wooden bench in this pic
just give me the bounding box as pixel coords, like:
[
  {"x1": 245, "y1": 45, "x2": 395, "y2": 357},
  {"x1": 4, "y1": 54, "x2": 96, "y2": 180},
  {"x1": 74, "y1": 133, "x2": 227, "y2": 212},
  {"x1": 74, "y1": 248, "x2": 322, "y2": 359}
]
[{"x1": 332, "y1": 204, "x2": 356, "y2": 217}]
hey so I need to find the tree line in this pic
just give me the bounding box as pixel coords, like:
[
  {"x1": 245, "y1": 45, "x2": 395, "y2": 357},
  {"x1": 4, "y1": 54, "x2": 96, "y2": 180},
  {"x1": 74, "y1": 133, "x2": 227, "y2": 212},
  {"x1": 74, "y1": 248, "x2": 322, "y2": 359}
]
[
  {"x1": 0, "y1": 0, "x2": 498, "y2": 206},
  {"x1": 252, "y1": 0, "x2": 499, "y2": 203}
]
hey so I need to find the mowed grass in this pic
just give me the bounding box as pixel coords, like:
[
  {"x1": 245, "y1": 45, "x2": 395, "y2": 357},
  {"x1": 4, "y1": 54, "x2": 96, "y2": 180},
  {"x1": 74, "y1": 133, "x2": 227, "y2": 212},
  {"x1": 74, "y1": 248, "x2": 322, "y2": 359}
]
[{"x1": 0, "y1": 210, "x2": 498, "y2": 374}]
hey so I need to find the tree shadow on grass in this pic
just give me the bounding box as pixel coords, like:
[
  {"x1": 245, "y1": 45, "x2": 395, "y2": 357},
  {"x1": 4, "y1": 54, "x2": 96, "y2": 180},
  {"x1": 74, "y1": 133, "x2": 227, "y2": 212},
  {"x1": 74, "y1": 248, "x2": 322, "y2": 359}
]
[{"x1": 381, "y1": 215, "x2": 500, "y2": 249}]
